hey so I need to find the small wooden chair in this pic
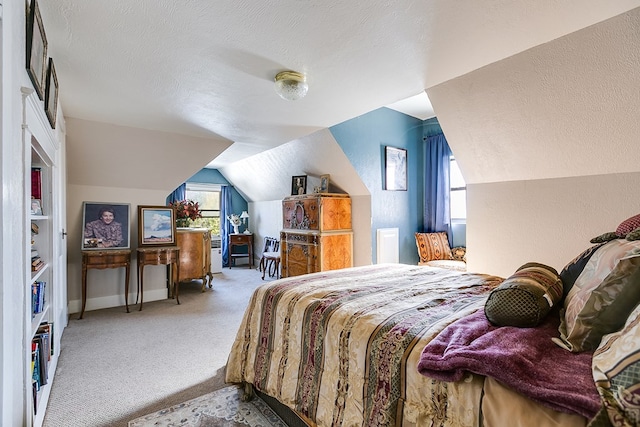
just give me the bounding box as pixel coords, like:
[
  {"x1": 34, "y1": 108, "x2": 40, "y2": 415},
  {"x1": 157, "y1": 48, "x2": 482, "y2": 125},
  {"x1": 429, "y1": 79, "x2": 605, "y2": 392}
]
[{"x1": 259, "y1": 237, "x2": 281, "y2": 280}]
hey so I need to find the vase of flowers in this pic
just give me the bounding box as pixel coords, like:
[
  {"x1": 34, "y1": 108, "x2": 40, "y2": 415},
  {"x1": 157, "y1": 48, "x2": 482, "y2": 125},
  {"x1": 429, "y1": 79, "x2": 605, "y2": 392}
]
[
  {"x1": 227, "y1": 213, "x2": 242, "y2": 234},
  {"x1": 169, "y1": 200, "x2": 202, "y2": 228}
]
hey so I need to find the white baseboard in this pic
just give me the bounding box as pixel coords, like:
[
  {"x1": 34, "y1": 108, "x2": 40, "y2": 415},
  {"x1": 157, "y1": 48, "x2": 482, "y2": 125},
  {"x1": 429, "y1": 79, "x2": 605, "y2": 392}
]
[{"x1": 68, "y1": 288, "x2": 169, "y2": 314}]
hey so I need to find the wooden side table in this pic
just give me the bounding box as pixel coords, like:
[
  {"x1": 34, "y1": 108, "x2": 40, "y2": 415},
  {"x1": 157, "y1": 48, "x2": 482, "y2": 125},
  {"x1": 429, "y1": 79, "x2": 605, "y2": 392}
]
[
  {"x1": 137, "y1": 246, "x2": 180, "y2": 309},
  {"x1": 80, "y1": 249, "x2": 132, "y2": 319},
  {"x1": 229, "y1": 233, "x2": 253, "y2": 268}
]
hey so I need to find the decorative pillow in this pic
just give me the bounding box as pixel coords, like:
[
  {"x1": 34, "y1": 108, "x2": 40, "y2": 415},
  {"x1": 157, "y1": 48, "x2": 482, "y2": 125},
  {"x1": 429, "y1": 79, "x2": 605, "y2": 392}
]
[
  {"x1": 616, "y1": 213, "x2": 640, "y2": 237},
  {"x1": 626, "y1": 227, "x2": 640, "y2": 241},
  {"x1": 451, "y1": 246, "x2": 467, "y2": 262},
  {"x1": 559, "y1": 243, "x2": 606, "y2": 297},
  {"x1": 590, "y1": 232, "x2": 620, "y2": 244},
  {"x1": 554, "y1": 239, "x2": 640, "y2": 352},
  {"x1": 591, "y1": 303, "x2": 640, "y2": 426},
  {"x1": 484, "y1": 262, "x2": 564, "y2": 327},
  {"x1": 415, "y1": 232, "x2": 453, "y2": 262}
]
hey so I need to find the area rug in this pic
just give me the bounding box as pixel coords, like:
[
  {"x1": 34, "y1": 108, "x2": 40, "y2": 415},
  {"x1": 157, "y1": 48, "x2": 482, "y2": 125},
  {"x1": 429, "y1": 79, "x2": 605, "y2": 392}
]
[{"x1": 128, "y1": 385, "x2": 288, "y2": 427}]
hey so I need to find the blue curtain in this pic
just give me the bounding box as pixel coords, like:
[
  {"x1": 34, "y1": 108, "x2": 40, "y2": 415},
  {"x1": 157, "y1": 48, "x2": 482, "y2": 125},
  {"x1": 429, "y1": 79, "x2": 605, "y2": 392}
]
[
  {"x1": 166, "y1": 183, "x2": 186, "y2": 205},
  {"x1": 221, "y1": 186, "x2": 232, "y2": 267},
  {"x1": 423, "y1": 133, "x2": 453, "y2": 243}
]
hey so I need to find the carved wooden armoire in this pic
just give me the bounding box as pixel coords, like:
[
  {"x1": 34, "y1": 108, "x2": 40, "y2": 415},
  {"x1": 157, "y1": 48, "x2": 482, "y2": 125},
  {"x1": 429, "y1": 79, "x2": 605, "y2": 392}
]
[
  {"x1": 280, "y1": 194, "x2": 353, "y2": 278},
  {"x1": 175, "y1": 228, "x2": 212, "y2": 291}
]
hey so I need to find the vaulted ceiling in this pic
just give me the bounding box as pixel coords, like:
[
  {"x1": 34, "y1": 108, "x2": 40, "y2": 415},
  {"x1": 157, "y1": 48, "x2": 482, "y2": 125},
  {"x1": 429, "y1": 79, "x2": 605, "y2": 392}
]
[{"x1": 38, "y1": 1, "x2": 640, "y2": 170}]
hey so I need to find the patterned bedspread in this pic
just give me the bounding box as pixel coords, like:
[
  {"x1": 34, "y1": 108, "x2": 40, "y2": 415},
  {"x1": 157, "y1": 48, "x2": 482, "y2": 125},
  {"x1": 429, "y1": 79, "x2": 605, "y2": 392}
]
[{"x1": 225, "y1": 264, "x2": 503, "y2": 427}]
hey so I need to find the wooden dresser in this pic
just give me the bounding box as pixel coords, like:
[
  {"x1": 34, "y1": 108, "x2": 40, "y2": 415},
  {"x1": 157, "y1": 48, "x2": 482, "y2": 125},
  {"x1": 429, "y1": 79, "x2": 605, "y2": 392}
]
[
  {"x1": 175, "y1": 228, "x2": 212, "y2": 291},
  {"x1": 280, "y1": 194, "x2": 353, "y2": 278}
]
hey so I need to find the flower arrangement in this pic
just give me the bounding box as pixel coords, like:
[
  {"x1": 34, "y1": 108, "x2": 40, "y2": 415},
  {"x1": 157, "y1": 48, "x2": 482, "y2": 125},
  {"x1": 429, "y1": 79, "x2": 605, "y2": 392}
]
[
  {"x1": 227, "y1": 213, "x2": 242, "y2": 234},
  {"x1": 169, "y1": 200, "x2": 202, "y2": 227}
]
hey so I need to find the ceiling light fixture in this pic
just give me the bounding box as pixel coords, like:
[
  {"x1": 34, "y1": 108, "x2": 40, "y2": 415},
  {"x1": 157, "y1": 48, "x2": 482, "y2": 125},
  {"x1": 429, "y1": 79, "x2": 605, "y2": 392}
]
[{"x1": 274, "y1": 71, "x2": 308, "y2": 101}]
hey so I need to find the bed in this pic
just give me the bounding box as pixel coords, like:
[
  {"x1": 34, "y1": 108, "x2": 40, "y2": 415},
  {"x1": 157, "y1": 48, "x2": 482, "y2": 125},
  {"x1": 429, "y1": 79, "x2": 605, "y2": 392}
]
[{"x1": 225, "y1": 228, "x2": 640, "y2": 427}]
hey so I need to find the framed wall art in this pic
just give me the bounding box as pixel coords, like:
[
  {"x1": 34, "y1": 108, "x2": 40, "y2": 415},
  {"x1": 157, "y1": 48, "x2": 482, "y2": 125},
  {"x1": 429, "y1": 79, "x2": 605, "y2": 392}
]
[
  {"x1": 45, "y1": 57, "x2": 59, "y2": 128},
  {"x1": 26, "y1": 0, "x2": 48, "y2": 100},
  {"x1": 320, "y1": 174, "x2": 330, "y2": 193},
  {"x1": 384, "y1": 146, "x2": 407, "y2": 191},
  {"x1": 81, "y1": 202, "x2": 131, "y2": 250},
  {"x1": 138, "y1": 205, "x2": 177, "y2": 246},
  {"x1": 291, "y1": 175, "x2": 307, "y2": 196}
]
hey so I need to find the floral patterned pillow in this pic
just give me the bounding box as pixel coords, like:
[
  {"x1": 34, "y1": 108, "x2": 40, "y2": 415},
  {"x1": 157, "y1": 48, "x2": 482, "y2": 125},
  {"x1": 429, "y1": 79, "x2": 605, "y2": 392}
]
[
  {"x1": 554, "y1": 240, "x2": 640, "y2": 352},
  {"x1": 592, "y1": 303, "x2": 640, "y2": 426}
]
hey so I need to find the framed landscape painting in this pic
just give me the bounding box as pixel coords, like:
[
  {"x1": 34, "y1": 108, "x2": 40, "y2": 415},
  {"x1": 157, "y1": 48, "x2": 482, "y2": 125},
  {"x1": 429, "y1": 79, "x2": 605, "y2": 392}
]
[{"x1": 138, "y1": 205, "x2": 176, "y2": 246}]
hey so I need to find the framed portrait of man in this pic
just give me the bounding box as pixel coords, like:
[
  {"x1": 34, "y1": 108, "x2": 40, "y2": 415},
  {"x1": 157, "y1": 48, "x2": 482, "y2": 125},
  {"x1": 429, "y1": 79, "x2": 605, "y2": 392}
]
[{"x1": 81, "y1": 202, "x2": 130, "y2": 250}]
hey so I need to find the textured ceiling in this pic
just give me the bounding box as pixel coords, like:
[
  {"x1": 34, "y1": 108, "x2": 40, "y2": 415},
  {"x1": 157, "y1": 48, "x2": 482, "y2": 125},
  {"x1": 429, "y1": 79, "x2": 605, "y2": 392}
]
[{"x1": 37, "y1": 1, "x2": 640, "y2": 168}]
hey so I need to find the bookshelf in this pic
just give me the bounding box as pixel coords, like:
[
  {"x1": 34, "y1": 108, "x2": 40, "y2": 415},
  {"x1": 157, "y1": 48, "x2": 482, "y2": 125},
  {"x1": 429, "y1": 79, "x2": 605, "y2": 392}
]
[{"x1": 22, "y1": 87, "x2": 68, "y2": 427}]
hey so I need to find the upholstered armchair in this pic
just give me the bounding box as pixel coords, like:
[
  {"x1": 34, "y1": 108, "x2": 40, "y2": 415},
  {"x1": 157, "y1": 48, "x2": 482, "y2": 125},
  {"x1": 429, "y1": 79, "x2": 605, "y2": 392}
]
[{"x1": 414, "y1": 232, "x2": 466, "y2": 271}]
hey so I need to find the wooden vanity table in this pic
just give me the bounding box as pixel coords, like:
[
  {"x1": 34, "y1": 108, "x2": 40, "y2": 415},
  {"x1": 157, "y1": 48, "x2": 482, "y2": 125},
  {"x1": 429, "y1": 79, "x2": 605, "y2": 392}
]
[
  {"x1": 80, "y1": 249, "x2": 132, "y2": 319},
  {"x1": 229, "y1": 233, "x2": 253, "y2": 268},
  {"x1": 136, "y1": 246, "x2": 180, "y2": 308}
]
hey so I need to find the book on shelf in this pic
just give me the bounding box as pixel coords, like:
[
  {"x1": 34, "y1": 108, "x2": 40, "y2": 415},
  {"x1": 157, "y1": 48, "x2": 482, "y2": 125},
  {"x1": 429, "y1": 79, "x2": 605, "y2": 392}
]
[
  {"x1": 32, "y1": 259, "x2": 44, "y2": 272},
  {"x1": 31, "y1": 168, "x2": 42, "y2": 200},
  {"x1": 37, "y1": 322, "x2": 54, "y2": 358},
  {"x1": 32, "y1": 281, "x2": 46, "y2": 315},
  {"x1": 32, "y1": 335, "x2": 48, "y2": 387}
]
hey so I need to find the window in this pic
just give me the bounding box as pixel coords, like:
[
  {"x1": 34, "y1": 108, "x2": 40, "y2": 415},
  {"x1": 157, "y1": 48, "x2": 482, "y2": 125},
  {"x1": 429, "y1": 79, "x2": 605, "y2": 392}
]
[
  {"x1": 450, "y1": 157, "x2": 466, "y2": 220},
  {"x1": 185, "y1": 183, "x2": 221, "y2": 235}
]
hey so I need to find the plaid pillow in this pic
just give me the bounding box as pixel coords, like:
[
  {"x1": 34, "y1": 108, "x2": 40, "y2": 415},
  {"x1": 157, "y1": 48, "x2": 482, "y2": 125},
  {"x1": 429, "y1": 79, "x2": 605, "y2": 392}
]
[{"x1": 616, "y1": 213, "x2": 640, "y2": 237}]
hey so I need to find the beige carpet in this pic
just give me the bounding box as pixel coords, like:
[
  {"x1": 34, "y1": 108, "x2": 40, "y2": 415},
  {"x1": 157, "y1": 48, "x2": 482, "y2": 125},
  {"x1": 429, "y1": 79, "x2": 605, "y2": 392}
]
[
  {"x1": 128, "y1": 385, "x2": 287, "y2": 427},
  {"x1": 43, "y1": 267, "x2": 273, "y2": 427}
]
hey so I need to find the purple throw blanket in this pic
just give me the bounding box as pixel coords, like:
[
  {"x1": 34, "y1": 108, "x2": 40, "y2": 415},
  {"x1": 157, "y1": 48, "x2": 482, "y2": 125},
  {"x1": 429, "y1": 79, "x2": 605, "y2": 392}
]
[{"x1": 417, "y1": 308, "x2": 601, "y2": 419}]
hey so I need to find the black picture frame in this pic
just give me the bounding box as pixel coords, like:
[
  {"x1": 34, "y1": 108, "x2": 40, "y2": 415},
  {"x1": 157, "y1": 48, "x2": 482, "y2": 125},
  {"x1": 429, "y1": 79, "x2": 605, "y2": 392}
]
[
  {"x1": 384, "y1": 146, "x2": 407, "y2": 191},
  {"x1": 82, "y1": 202, "x2": 131, "y2": 250},
  {"x1": 138, "y1": 205, "x2": 177, "y2": 247},
  {"x1": 26, "y1": 0, "x2": 48, "y2": 100},
  {"x1": 291, "y1": 175, "x2": 307, "y2": 196},
  {"x1": 45, "y1": 58, "x2": 59, "y2": 129}
]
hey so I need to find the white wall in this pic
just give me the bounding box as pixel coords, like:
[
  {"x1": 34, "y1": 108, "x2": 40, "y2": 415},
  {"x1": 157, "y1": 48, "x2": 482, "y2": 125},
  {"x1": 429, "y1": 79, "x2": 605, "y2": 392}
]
[
  {"x1": 467, "y1": 172, "x2": 640, "y2": 277},
  {"x1": 429, "y1": 8, "x2": 640, "y2": 277}
]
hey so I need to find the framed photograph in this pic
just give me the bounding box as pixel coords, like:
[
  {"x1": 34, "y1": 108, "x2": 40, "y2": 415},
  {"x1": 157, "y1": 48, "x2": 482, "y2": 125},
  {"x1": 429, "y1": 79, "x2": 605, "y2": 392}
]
[
  {"x1": 320, "y1": 174, "x2": 330, "y2": 193},
  {"x1": 384, "y1": 146, "x2": 407, "y2": 191},
  {"x1": 26, "y1": 0, "x2": 48, "y2": 100},
  {"x1": 82, "y1": 202, "x2": 130, "y2": 250},
  {"x1": 291, "y1": 175, "x2": 307, "y2": 196},
  {"x1": 31, "y1": 198, "x2": 43, "y2": 215},
  {"x1": 45, "y1": 58, "x2": 59, "y2": 129},
  {"x1": 138, "y1": 205, "x2": 177, "y2": 247}
]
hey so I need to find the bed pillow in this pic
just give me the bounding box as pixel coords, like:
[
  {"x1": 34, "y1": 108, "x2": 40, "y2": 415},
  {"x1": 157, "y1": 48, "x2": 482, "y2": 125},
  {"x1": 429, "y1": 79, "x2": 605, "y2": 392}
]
[
  {"x1": 484, "y1": 262, "x2": 563, "y2": 327},
  {"x1": 554, "y1": 239, "x2": 640, "y2": 352},
  {"x1": 559, "y1": 243, "x2": 606, "y2": 297},
  {"x1": 592, "y1": 303, "x2": 640, "y2": 426},
  {"x1": 415, "y1": 232, "x2": 453, "y2": 262},
  {"x1": 616, "y1": 213, "x2": 640, "y2": 237}
]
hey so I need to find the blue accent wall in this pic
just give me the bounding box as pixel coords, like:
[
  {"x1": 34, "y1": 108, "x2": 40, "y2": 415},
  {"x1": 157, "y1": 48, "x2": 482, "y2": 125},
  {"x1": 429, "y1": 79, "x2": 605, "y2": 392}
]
[
  {"x1": 330, "y1": 108, "x2": 424, "y2": 264},
  {"x1": 186, "y1": 168, "x2": 248, "y2": 216}
]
